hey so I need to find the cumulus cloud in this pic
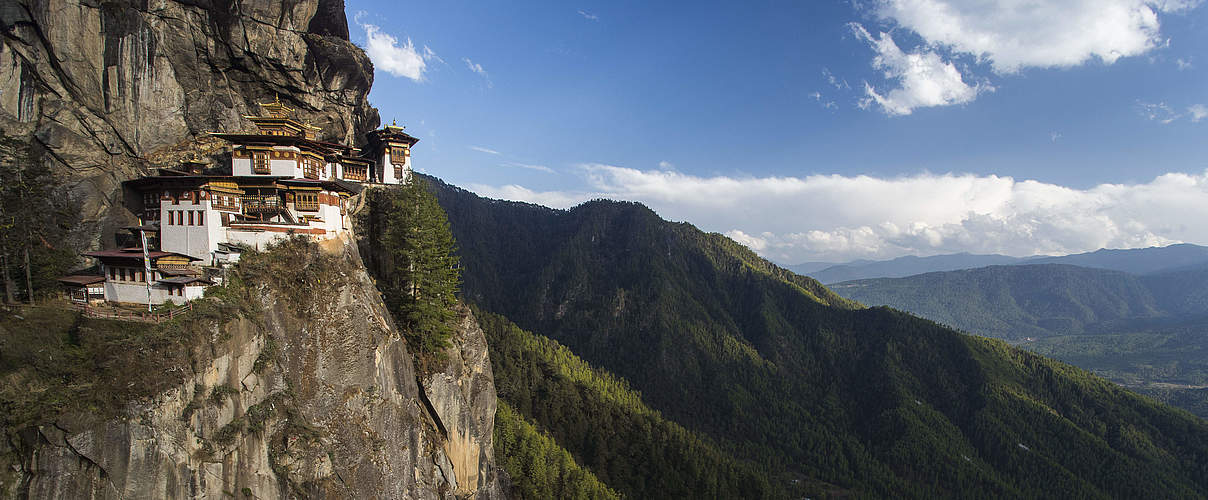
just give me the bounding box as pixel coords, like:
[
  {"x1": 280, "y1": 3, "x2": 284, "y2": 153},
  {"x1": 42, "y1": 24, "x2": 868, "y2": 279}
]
[
  {"x1": 467, "y1": 165, "x2": 1208, "y2": 263},
  {"x1": 871, "y1": 0, "x2": 1193, "y2": 74},
  {"x1": 361, "y1": 23, "x2": 437, "y2": 81},
  {"x1": 466, "y1": 184, "x2": 592, "y2": 210},
  {"x1": 1188, "y1": 104, "x2": 1208, "y2": 122},
  {"x1": 849, "y1": 0, "x2": 1198, "y2": 114},
  {"x1": 851, "y1": 24, "x2": 987, "y2": 115}
]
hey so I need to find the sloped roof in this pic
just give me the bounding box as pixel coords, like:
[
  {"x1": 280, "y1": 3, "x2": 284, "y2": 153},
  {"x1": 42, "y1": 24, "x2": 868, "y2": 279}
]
[
  {"x1": 157, "y1": 276, "x2": 213, "y2": 285},
  {"x1": 58, "y1": 275, "x2": 106, "y2": 286},
  {"x1": 83, "y1": 249, "x2": 201, "y2": 261}
]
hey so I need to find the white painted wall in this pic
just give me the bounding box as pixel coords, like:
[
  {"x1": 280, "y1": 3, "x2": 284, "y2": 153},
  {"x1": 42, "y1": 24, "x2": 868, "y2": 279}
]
[
  {"x1": 231, "y1": 146, "x2": 302, "y2": 178},
  {"x1": 378, "y1": 149, "x2": 411, "y2": 185},
  {"x1": 159, "y1": 199, "x2": 213, "y2": 261},
  {"x1": 232, "y1": 156, "x2": 253, "y2": 176}
]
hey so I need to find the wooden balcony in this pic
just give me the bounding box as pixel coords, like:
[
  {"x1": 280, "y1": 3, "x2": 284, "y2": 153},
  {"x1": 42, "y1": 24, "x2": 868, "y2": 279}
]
[{"x1": 240, "y1": 194, "x2": 283, "y2": 213}]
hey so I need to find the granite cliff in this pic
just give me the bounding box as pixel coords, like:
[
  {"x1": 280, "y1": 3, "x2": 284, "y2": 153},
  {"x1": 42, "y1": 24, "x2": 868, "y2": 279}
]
[
  {"x1": 0, "y1": 0, "x2": 379, "y2": 244},
  {"x1": 2, "y1": 237, "x2": 504, "y2": 499},
  {"x1": 1, "y1": 0, "x2": 504, "y2": 498}
]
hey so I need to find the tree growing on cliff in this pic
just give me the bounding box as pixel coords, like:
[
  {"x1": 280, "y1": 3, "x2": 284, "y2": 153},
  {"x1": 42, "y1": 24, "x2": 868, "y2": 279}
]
[
  {"x1": 0, "y1": 132, "x2": 78, "y2": 303},
  {"x1": 380, "y1": 179, "x2": 462, "y2": 358}
]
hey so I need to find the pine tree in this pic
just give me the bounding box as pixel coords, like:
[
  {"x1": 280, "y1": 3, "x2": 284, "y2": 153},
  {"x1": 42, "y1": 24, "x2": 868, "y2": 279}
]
[
  {"x1": 381, "y1": 179, "x2": 461, "y2": 357},
  {"x1": 0, "y1": 132, "x2": 78, "y2": 303}
]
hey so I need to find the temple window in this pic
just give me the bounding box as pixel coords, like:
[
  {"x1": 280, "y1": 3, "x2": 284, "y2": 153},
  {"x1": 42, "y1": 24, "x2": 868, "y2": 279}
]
[
  {"x1": 296, "y1": 192, "x2": 319, "y2": 211},
  {"x1": 253, "y1": 151, "x2": 270, "y2": 174},
  {"x1": 302, "y1": 156, "x2": 320, "y2": 179}
]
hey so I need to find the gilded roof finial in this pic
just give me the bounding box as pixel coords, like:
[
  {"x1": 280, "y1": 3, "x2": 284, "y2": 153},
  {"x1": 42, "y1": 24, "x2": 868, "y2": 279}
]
[{"x1": 392, "y1": 118, "x2": 397, "y2": 126}]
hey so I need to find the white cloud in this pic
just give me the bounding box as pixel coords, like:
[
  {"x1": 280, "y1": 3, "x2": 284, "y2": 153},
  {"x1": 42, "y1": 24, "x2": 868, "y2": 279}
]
[
  {"x1": 464, "y1": 58, "x2": 487, "y2": 76},
  {"x1": 470, "y1": 145, "x2": 502, "y2": 155},
  {"x1": 658, "y1": 160, "x2": 676, "y2": 170},
  {"x1": 871, "y1": 0, "x2": 1195, "y2": 74},
  {"x1": 851, "y1": 24, "x2": 987, "y2": 115},
  {"x1": 503, "y1": 162, "x2": 556, "y2": 174},
  {"x1": 1138, "y1": 100, "x2": 1181, "y2": 123},
  {"x1": 467, "y1": 165, "x2": 1208, "y2": 263},
  {"x1": 467, "y1": 184, "x2": 591, "y2": 209},
  {"x1": 361, "y1": 23, "x2": 436, "y2": 81},
  {"x1": 578, "y1": 9, "x2": 599, "y2": 20},
  {"x1": 1189, "y1": 104, "x2": 1208, "y2": 122},
  {"x1": 463, "y1": 58, "x2": 493, "y2": 88},
  {"x1": 1050, "y1": 131, "x2": 1062, "y2": 142},
  {"x1": 822, "y1": 68, "x2": 851, "y2": 90},
  {"x1": 1177, "y1": 57, "x2": 1193, "y2": 70}
]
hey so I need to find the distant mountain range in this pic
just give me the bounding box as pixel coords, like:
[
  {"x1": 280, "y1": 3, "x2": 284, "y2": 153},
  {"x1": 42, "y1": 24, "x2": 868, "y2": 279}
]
[
  {"x1": 830, "y1": 263, "x2": 1208, "y2": 340},
  {"x1": 792, "y1": 243, "x2": 1208, "y2": 283},
  {"x1": 829, "y1": 261, "x2": 1208, "y2": 418},
  {"x1": 431, "y1": 175, "x2": 1208, "y2": 497}
]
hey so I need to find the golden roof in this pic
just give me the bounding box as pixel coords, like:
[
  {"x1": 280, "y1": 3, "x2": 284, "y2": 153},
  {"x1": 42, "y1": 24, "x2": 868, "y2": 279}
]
[{"x1": 256, "y1": 93, "x2": 294, "y2": 118}]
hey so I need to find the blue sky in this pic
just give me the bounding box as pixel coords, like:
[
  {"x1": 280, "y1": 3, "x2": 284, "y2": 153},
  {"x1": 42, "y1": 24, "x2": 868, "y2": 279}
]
[{"x1": 347, "y1": 0, "x2": 1208, "y2": 264}]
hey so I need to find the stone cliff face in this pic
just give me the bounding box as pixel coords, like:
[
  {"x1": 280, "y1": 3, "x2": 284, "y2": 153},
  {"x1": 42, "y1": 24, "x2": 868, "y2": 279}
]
[
  {"x1": 1, "y1": 3, "x2": 506, "y2": 497},
  {"x1": 0, "y1": 0, "x2": 380, "y2": 243},
  {"x1": 8, "y1": 237, "x2": 503, "y2": 499}
]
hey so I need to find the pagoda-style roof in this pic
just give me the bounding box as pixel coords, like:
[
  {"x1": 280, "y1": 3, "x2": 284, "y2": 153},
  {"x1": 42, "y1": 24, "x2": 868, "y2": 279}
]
[
  {"x1": 209, "y1": 132, "x2": 345, "y2": 153},
  {"x1": 279, "y1": 177, "x2": 364, "y2": 194},
  {"x1": 58, "y1": 275, "x2": 106, "y2": 286},
  {"x1": 365, "y1": 123, "x2": 420, "y2": 147},
  {"x1": 157, "y1": 276, "x2": 213, "y2": 285},
  {"x1": 254, "y1": 95, "x2": 294, "y2": 118},
  {"x1": 237, "y1": 95, "x2": 323, "y2": 139},
  {"x1": 83, "y1": 249, "x2": 201, "y2": 261}
]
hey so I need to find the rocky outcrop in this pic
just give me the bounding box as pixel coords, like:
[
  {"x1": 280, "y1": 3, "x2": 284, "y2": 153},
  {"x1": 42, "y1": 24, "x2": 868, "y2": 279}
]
[
  {"x1": 6, "y1": 237, "x2": 502, "y2": 499},
  {"x1": 0, "y1": 0, "x2": 379, "y2": 245},
  {"x1": 421, "y1": 307, "x2": 506, "y2": 499}
]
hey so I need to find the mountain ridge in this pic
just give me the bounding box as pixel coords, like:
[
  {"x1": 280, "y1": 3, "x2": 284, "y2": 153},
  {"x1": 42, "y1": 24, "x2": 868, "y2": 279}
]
[
  {"x1": 430, "y1": 175, "x2": 1208, "y2": 498},
  {"x1": 795, "y1": 243, "x2": 1208, "y2": 283}
]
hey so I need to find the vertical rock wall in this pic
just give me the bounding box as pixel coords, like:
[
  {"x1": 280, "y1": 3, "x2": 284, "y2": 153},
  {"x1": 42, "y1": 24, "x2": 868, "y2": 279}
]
[
  {"x1": 8, "y1": 237, "x2": 502, "y2": 499},
  {"x1": 0, "y1": 0, "x2": 380, "y2": 244}
]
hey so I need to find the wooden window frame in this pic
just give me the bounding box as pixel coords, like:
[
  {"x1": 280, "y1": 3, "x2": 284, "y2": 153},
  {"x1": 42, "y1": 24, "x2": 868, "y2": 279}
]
[
  {"x1": 295, "y1": 192, "x2": 319, "y2": 212},
  {"x1": 302, "y1": 155, "x2": 320, "y2": 179},
  {"x1": 252, "y1": 151, "x2": 271, "y2": 174}
]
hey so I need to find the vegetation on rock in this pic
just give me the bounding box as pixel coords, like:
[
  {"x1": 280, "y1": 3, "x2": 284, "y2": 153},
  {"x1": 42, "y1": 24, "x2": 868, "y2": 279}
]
[
  {"x1": 0, "y1": 132, "x2": 80, "y2": 304},
  {"x1": 494, "y1": 401, "x2": 619, "y2": 500},
  {"x1": 358, "y1": 180, "x2": 462, "y2": 365},
  {"x1": 479, "y1": 307, "x2": 785, "y2": 498},
  {"x1": 432, "y1": 176, "x2": 1208, "y2": 498}
]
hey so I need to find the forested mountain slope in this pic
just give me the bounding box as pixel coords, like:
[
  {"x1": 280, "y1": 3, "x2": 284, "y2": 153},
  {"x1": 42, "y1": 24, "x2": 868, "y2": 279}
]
[
  {"x1": 830, "y1": 264, "x2": 1167, "y2": 340},
  {"x1": 799, "y1": 253, "x2": 1023, "y2": 283},
  {"x1": 828, "y1": 263, "x2": 1208, "y2": 418},
  {"x1": 429, "y1": 176, "x2": 1208, "y2": 498}
]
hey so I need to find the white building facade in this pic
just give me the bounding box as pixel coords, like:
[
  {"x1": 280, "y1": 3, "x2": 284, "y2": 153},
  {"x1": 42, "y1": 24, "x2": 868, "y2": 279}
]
[{"x1": 71, "y1": 97, "x2": 422, "y2": 306}]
